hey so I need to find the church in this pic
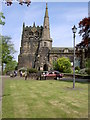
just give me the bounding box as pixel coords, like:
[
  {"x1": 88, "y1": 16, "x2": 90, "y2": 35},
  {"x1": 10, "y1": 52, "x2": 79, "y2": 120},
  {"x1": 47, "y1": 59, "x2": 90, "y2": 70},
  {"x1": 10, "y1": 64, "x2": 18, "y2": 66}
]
[{"x1": 18, "y1": 3, "x2": 82, "y2": 71}]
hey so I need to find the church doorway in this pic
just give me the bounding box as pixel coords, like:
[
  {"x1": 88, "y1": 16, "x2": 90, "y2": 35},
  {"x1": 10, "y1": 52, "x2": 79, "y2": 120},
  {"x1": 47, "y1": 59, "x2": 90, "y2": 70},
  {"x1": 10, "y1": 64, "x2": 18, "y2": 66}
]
[{"x1": 43, "y1": 64, "x2": 48, "y2": 71}]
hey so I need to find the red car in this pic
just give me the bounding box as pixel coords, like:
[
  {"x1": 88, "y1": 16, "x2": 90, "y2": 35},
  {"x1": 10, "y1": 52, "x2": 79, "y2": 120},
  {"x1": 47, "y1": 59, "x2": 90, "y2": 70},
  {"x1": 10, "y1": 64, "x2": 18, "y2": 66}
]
[{"x1": 44, "y1": 71, "x2": 63, "y2": 80}]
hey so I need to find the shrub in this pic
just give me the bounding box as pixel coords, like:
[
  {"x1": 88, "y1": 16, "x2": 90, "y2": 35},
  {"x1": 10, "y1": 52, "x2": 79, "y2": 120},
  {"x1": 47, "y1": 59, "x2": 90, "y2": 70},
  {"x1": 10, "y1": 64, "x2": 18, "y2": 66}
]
[
  {"x1": 18, "y1": 67, "x2": 27, "y2": 72},
  {"x1": 27, "y1": 68, "x2": 38, "y2": 73},
  {"x1": 79, "y1": 68, "x2": 88, "y2": 75},
  {"x1": 4, "y1": 60, "x2": 18, "y2": 74},
  {"x1": 75, "y1": 66, "x2": 80, "y2": 71},
  {"x1": 75, "y1": 70, "x2": 79, "y2": 73},
  {"x1": 53, "y1": 57, "x2": 72, "y2": 73},
  {"x1": 64, "y1": 68, "x2": 72, "y2": 73}
]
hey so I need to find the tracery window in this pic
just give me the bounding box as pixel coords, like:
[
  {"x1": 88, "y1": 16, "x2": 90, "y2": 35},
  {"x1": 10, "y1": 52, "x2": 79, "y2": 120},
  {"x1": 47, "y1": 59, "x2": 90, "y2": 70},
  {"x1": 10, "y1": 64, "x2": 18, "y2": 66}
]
[{"x1": 44, "y1": 42, "x2": 47, "y2": 47}]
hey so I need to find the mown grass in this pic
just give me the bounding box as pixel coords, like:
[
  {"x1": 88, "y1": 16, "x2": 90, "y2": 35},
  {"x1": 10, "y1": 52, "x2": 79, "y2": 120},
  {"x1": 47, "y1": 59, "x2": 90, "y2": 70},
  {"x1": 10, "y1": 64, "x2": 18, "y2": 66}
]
[{"x1": 2, "y1": 78, "x2": 88, "y2": 118}]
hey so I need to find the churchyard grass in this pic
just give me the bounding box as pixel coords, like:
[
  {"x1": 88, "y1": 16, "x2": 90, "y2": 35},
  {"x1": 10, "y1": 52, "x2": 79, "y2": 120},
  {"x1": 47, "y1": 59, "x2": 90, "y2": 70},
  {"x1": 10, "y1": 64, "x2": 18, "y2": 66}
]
[{"x1": 2, "y1": 77, "x2": 88, "y2": 118}]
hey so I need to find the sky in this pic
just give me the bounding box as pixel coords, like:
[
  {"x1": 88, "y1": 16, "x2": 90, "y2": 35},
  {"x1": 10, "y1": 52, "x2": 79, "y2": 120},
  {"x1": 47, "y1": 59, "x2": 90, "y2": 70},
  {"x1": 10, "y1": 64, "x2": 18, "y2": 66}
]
[{"x1": 1, "y1": 2, "x2": 88, "y2": 61}]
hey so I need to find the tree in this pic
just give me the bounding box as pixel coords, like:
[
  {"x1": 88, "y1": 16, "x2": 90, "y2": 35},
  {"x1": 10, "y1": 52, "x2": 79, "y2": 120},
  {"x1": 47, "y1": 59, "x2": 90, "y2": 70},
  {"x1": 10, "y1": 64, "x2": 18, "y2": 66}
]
[
  {"x1": 0, "y1": 12, "x2": 5, "y2": 25},
  {"x1": 4, "y1": 60, "x2": 18, "y2": 74},
  {"x1": 54, "y1": 57, "x2": 72, "y2": 73},
  {"x1": 78, "y1": 17, "x2": 90, "y2": 72},
  {"x1": 1, "y1": 36, "x2": 16, "y2": 74},
  {"x1": 79, "y1": 17, "x2": 90, "y2": 41}
]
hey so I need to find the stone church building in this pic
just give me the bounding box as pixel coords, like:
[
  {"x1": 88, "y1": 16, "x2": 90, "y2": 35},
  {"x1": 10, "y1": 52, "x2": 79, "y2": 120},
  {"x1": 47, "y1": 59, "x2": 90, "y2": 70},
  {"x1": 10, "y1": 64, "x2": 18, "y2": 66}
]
[{"x1": 18, "y1": 3, "x2": 82, "y2": 71}]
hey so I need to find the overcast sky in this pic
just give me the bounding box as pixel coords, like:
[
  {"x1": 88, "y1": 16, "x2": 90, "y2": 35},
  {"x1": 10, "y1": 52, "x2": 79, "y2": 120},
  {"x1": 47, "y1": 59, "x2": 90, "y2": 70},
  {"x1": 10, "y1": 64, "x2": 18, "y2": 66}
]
[{"x1": 2, "y1": 2, "x2": 88, "y2": 61}]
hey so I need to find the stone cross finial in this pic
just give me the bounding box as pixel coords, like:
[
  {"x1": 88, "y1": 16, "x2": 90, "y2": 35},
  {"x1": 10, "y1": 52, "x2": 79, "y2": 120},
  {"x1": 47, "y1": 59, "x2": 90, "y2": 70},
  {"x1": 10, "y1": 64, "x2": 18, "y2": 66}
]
[{"x1": 33, "y1": 22, "x2": 35, "y2": 27}]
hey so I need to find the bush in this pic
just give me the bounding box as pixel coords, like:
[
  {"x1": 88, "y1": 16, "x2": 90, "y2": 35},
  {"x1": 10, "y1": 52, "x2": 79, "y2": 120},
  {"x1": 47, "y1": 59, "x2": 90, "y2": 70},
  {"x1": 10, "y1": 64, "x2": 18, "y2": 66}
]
[
  {"x1": 27, "y1": 68, "x2": 38, "y2": 73},
  {"x1": 53, "y1": 57, "x2": 72, "y2": 73},
  {"x1": 4, "y1": 60, "x2": 18, "y2": 74},
  {"x1": 64, "y1": 68, "x2": 72, "y2": 73},
  {"x1": 75, "y1": 70, "x2": 79, "y2": 73},
  {"x1": 87, "y1": 68, "x2": 90, "y2": 75},
  {"x1": 75, "y1": 66, "x2": 80, "y2": 71},
  {"x1": 86, "y1": 59, "x2": 90, "y2": 75},
  {"x1": 18, "y1": 67, "x2": 27, "y2": 72},
  {"x1": 79, "y1": 68, "x2": 88, "y2": 75}
]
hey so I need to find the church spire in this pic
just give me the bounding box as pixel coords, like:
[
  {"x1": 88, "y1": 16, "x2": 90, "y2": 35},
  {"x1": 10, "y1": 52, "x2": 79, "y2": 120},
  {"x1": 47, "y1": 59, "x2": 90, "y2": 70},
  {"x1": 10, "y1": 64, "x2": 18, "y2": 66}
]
[
  {"x1": 45, "y1": 3, "x2": 48, "y2": 17},
  {"x1": 40, "y1": 3, "x2": 52, "y2": 50},
  {"x1": 33, "y1": 22, "x2": 35, "y2": 27},
  {"x1": 42, "y1": 3, "x2": 51, "y2": 40}
]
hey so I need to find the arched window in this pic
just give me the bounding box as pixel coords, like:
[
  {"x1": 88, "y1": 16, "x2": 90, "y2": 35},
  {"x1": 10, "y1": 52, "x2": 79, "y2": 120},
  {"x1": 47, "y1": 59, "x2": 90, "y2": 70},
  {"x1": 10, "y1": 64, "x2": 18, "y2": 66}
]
[
  {"x1": 44, "y1": 42, "x2": 47, "y2": 47},
  {"x1": 43, "y1": 64, "x2": 48, "y2": 71}
]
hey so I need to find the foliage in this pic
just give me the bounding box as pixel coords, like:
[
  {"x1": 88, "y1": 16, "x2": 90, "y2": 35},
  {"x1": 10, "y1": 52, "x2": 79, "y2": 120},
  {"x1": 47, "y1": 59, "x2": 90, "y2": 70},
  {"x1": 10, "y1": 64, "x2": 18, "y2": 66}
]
[
  {"x1": 2, "y1": 36, "x2": 15, "y2": 63},
  {"x1": 18, "y1": 67, "x2": 27, "y2": 72},
  {"x1": 4, "y1": 60, "x2": 18, "y2": 74},
  {"x1": 0, "y1": 12, "x2": 5, "y2": 25},
  {"x1": 1, "y1": 36, "x2": 16, "y2": 73},
  {"x1": 78, "y1": 68, "x2": 88, "y2": 75},
  {"x1": 27, "y1": 68, "x2": 38, "y2": 73},
  {"x1": 53, "y1": 60, "x2": 58, "y2": 70},
  {"x1": 53, "y1": 57, "x2": 72, "y2": 73},
  {"x1": 86, "y1": 58, "x2": 90, "y2": 75},
  {"x1": 75, "y1": 70, "x2": 79, "y2": 74},
  {"x1": 79, "y1": 17, "x2": 90, "y2": 37},
  {"x1": 75, "y1": 66, "x2": 80, "y2": 71}
]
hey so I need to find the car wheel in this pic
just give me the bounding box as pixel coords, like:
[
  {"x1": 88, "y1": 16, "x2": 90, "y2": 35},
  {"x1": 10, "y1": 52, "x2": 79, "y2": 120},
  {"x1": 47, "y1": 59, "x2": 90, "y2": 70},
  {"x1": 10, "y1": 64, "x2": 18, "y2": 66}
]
[{"x1": 56, "y1": 77, "x2": 60, "y2": 80}]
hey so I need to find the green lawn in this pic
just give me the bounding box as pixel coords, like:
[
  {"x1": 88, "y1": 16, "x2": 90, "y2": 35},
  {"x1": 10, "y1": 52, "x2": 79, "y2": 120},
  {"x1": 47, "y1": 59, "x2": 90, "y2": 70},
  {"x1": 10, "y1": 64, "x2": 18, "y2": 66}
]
[{"x1": 2, "y1": 78, "x2": 88, "y2": 118}]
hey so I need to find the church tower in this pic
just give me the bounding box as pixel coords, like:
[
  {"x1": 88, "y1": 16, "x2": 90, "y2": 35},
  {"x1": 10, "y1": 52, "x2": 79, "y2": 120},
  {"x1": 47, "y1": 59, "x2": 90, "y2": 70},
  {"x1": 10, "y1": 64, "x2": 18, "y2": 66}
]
[
  {"x1": 40, "y1": 3, "x2": 52, "y2": 49},
  {"x1": 18, "y1": 3, "x2": 52, "y2": 71},
  {"x1": 35, "y1": 3, "x2": 52, "y2": 71}
]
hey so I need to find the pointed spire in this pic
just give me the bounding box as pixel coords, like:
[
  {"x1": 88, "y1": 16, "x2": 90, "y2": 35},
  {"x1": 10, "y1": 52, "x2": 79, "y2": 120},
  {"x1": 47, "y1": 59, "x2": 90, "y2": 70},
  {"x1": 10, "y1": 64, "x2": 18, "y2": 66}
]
[
  {"x1": 23, "y1": 22, "x2": 25, "y2": 28},
  {"x1": 41, "y1": 3, "x2": 52, "y2": 42},
  {"x1": 45, "y1": 3, "x2": 48, "y2": 17},
  {"x1": 40, "y1": 2, "x2": 52, "y2": 50},
  {"x1": 42, "y1": 3, "x2": 50, "y2": 39},
  {"x1": 33, "y1": 22, "x2": 35, "y2": 27}
]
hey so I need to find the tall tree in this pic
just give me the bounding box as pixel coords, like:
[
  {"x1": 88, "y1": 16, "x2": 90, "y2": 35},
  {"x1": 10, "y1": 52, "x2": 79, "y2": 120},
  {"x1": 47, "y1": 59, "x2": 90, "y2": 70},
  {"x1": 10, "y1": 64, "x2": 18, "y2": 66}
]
[{"x1": 1, "y1": 36, "x2": 16, "y2": 74}]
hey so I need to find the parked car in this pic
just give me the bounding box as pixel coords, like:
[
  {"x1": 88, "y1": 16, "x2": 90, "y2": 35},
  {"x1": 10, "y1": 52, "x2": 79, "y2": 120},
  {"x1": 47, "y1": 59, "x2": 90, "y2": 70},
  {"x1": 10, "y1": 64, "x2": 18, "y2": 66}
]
[
  {"x1": 41, "y1": 71, "x2": 48, "y2": 77},
  {"x1": 44, "y1": 71, "x2": 63, "y2": 80}
]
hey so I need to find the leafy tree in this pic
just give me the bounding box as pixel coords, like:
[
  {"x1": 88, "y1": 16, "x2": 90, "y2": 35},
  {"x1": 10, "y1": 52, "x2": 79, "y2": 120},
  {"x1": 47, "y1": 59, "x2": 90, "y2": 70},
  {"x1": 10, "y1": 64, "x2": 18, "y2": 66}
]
[
  {"x1": 79, "y1": 17, "x2": 90, "y2": 38},
  {"x1": 79, "y1": 17, "x2": 90, "y2": 73},
  {"x1": 4, "y1": 60, "x2": 18, "y2": 74},
  {"x1": 54, "y1": 57, "x2": 72, "y2": 73},
  {"x1": 1, "y1": 36, "x2": 16, "y2": 74},
  {"x1": 0, "y1": 12, "x2": 5, "y2": 25},
  {"x1": 85, "y1": 58, "x2": 90, "y2": 75}
]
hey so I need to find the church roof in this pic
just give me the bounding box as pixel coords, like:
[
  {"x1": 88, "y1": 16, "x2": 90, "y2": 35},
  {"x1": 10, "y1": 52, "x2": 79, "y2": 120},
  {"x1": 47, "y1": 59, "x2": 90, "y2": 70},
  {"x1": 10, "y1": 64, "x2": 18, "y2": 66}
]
[
  {"x1": 50, "y1": 47, "x2": 73, "y2": 53},
  {"x1": 51, "y1": 47, "x2": 73, "y2": 50}
]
